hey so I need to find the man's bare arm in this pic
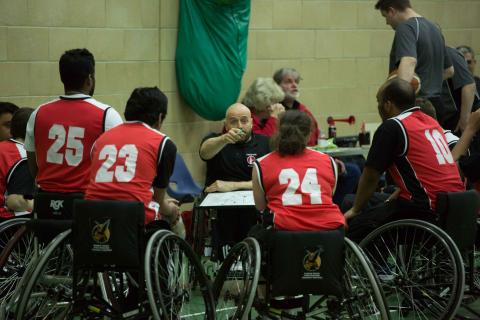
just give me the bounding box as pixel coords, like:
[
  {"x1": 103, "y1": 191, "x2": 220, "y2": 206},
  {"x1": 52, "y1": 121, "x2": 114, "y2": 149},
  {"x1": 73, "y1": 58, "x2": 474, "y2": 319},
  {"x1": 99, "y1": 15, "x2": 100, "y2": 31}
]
[
  {"x1": 204, "y1": 180, "x2": 252, "y2": 193},
  {"x1": 397, "y1": 56, "x2": 417, "y2": 82},
  {"x1": 199, "y1": 128, "x2": 246, "y2": 160},
  {"x1": 454, "y1": 83, "x2": 475, "y2": 133}
]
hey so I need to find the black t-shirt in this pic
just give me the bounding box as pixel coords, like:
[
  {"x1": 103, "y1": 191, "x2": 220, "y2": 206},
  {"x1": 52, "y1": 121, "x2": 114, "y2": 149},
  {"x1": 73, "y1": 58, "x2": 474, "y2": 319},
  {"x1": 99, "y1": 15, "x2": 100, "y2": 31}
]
[
  {"x1": 154, "y1": 139, "x2": 177, "y2": 188},
  {"x1": 365, "y1": 120, "x2": 404, "y2": 173},
  {"x1": 389, "y1": 17, "x2": 450, "y2": 98},
  {"x1": 6, "y1": 160, "x2": 35, "y2": 196},
  {"x1": 442, "y1": 47, "x2": 480, "y2": 113},
  {"x1": 200, "y1": 132, "x2": 270, "y2": 186}
]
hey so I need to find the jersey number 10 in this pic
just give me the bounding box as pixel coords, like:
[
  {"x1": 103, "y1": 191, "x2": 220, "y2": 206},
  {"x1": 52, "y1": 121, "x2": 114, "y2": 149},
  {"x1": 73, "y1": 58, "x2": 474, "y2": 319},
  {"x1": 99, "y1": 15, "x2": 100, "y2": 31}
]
[{"x1": 424, "y1": 129, "x2": 454, "y2": 165}]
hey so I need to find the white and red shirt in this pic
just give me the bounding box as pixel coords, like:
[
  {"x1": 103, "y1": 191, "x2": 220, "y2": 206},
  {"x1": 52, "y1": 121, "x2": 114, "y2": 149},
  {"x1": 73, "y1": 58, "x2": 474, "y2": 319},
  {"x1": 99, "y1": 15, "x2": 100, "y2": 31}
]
[
  {"x1": 25, "y1": 94, "x2": 122, "y2": 193},
  {"x1": 0, "y1": 139, "x2": 27, "y2": 218},
  {"x1": 85, "y1": 122, "x2": 176, "y2": 225},
  {"x1": 254, "y1": 148, "x2": 345, "y2": 231},
  {"x1": 366, "y1": 107, "x2": 464, "y2": 211}
]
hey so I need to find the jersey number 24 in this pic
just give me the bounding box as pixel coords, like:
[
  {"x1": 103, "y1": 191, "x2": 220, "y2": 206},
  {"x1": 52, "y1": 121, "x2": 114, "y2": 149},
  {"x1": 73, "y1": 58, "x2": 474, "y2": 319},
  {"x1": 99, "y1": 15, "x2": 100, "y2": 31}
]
[{"x1": 279, "y1": 168, "x2": 322, "y2": 206}]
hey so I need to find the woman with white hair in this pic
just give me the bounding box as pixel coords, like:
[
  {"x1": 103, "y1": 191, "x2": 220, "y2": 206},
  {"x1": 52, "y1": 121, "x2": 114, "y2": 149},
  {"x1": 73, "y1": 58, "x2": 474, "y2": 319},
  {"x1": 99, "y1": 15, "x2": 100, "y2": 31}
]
[{"x1": 242, "y1": 77, "x2": 285, "y2": 136}]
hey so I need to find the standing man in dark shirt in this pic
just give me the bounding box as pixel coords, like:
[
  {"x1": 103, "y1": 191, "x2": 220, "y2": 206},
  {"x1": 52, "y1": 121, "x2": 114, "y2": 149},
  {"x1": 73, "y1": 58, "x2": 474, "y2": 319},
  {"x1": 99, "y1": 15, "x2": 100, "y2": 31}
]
[
  {"x1": 345, "y1": 79, "x2": 464, "y2": 243},
  {"x1": 375, "y1": 0, "x2": 454, "y2": 127},
  {"x1": 457, "y1": 45, "x2": 480, "y2": 98},
  {"x1": 442, "y1": 46, "x2": 479, "y2": 133},
  {"x1": 199, "y1": 103, "x2": 270, "y2": 258}
]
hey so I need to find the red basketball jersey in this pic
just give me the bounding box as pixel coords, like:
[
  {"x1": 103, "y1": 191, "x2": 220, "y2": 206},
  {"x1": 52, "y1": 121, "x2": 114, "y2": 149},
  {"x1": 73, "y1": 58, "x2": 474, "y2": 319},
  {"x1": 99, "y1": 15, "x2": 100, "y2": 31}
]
[
  {"x1": 0, "y1": 139, "x2": 27, "y2": 218},
  {"x1": 85, "y1": 122, "x2": 168, "y2": 225},
  {"x1": 31, "y1": 97, "x2": 115, "y2": 193},
  {"x1": 255, "y1": 149, "x2": 345, "y2": 231},
  {"x1": 388, "y1": 110, "x2": 464, "y2": 210}
]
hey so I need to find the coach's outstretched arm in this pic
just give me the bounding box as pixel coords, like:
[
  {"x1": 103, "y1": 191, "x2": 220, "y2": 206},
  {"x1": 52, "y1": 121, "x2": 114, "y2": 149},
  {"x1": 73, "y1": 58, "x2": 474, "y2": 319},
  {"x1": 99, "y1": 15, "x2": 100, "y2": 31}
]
[{"x1": 199, "y1": 127, "x2": 246, "y2": 160}]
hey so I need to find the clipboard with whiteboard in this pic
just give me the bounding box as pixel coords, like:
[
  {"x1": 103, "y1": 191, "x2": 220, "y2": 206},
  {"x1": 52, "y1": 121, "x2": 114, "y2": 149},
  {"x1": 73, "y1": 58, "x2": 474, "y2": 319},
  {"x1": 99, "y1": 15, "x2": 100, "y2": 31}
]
[{"x1": 199, "y1": 190, "x2": 255, "y2": 209}]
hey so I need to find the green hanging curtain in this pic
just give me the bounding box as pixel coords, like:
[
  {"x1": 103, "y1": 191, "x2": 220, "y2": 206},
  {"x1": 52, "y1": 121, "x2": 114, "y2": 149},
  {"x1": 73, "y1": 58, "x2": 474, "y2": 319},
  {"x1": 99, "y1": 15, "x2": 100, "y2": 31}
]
[{"x1": 176, "y1": 0, "x2": 250, "y2": 121}]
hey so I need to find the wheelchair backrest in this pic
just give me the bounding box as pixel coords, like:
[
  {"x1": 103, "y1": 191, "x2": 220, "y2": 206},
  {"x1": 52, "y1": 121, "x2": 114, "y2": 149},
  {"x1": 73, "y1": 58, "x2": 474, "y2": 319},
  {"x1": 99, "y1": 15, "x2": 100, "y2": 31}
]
[
  {"x1": 34, "y1": 191, "x2": 84, "y2": 220},
  {"x1": 436, "y1": 190, "x2": 480, "y2": 252},
  {"x1": 268, "y1": 228, "x2": 345, "y2": 298},
  {"x1": 72, "y1": 199, "x2": 145, "y2": 270}
]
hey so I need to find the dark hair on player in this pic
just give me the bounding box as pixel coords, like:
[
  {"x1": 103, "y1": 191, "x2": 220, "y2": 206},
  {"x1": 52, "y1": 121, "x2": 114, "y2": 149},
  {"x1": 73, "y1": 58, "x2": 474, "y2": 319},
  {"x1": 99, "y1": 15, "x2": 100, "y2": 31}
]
[
  {"x1": 124, "y1": 87, "x2": 168, "y2": 126},
  {"x1": 375, "y1": 0, "x2": 411, "y2": 11},
  {"x1": 0, "y1": 102, "x2": 19, "y2": 116},
  {"x1": 10, "y1": 107, "x2": 34, "y2": 140},
  {"x1": 59, "y1": 48, "x2": 95, "y2": 90},
  {"x1": 271, "y1": 110, "x2": 312, "y2": 156}
]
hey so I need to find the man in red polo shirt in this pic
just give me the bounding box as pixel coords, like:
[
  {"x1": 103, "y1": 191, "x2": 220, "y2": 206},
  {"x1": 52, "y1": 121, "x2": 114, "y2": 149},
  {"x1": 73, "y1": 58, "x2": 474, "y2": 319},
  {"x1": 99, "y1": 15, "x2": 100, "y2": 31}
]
[
  {"x1": 345, "y1": 78, "x2": 464, "y2": 242},
  {"x1": 24, "y1": 48, "x2": 122, "y2": 194},
  {"x1": 273, "y1": 68, "x2": 319, "y2": 146}
]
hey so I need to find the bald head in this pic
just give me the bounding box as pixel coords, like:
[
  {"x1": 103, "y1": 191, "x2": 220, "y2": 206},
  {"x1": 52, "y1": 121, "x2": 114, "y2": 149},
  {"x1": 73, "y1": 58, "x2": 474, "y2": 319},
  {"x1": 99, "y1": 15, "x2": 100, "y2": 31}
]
[
  {"x1": 224, "y1": 103, "x2": 253, "y2": 140},
  {"x1": 377, "y1": 78, "x2": 415, "y2": 120},
  {"x1": 379, "y1": 78, "x2": 415, "y2": 109},
  {"x1": 226, "y1": 103, "x2": 251, "y2": 118}
]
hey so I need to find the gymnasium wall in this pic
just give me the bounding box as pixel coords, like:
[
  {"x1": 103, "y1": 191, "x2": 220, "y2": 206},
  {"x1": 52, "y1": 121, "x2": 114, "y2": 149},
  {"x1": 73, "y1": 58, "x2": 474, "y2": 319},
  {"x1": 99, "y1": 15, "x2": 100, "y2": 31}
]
[{"x1": 1, "y1": 0, "x2": 479, "y2": 184}]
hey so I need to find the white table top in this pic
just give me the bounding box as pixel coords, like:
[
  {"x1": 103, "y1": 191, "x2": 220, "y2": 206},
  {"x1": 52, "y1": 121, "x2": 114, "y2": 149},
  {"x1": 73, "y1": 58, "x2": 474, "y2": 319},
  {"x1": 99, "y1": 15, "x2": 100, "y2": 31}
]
[{"x1": 199, "y1": 190, "x2": 255, "y2": 208}]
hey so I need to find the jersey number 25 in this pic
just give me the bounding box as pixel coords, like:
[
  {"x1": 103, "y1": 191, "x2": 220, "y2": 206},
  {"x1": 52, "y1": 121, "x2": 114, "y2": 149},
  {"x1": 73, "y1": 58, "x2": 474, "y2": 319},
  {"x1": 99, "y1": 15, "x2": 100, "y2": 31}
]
[{"x1": 47, "y1": 124, "x2": 84, "y2": 166}]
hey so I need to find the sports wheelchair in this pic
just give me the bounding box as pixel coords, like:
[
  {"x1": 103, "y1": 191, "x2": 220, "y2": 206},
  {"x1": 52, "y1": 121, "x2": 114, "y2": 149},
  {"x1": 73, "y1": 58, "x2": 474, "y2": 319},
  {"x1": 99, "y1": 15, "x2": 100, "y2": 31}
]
[
  {"x1": 0, "y1": 191, "x2": 82, "y2": 316},
  {"x1": 213, "y1": 226, "x2": 390, "y2": 320},
  {"x1": 359, "y1": 190, "x2": 480, "y2": 320},
  {"x1": 4, "y1": 198, "x2": 215, "y2": 319}
]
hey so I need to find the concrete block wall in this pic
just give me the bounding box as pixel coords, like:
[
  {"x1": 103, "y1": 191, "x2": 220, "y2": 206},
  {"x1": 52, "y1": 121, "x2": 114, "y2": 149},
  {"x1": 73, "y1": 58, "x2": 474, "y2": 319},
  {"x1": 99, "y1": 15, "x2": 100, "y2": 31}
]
[
  {"x1": 1, "y1": 0, "x2": 479, "y2": 185},
  {"x1": 0, "y1": 0, "x2": 160, "y2": 115}
]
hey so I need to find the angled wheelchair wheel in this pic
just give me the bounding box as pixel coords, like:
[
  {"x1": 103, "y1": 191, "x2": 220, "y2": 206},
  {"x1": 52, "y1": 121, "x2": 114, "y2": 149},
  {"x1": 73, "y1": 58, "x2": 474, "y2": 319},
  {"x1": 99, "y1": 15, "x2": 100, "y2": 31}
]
[
  {"x1": 213, "y1": 237, "x2": 260, "y2": 320},
  {"x1": 340, "y1": 238, "x2": 390, "y2": 320},
  {"x1": 360, "y1": 219, "x2": 464, "y2": 320},
  {"x1": 472, "y1": 219, "x2": 480, "y2": 293},
  {"x1": 15, "y1": 229, "x2": 73, "y2": 320},
  {"x1": 0, "y1": 218, "x2": 29, "y2": 253},
  {"x1": 148, "y1": 231, "x2": 215, "y2": 320},
  {"x1": 473, "y1": 247, "x2": 480, "y2": 292},
  {"x1": 0, "y1": 220, "x2": 36, "y2": 311},
  {"x1": 146, "y1": 229, "x2": 173, "y2": 320}
]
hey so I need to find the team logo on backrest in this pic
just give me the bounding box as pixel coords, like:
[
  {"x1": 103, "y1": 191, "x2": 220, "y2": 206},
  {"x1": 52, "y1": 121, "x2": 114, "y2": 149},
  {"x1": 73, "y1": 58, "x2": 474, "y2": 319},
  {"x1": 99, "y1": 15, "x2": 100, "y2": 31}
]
[
  {"x1": 50, "y1": 200, "x2": 64, "y2": 211},
  {"x1": 91, "y1": 218, "x2": 113, "y2": 253},
  {"x1": 92, "y1": 219, "x2": 111, "y2": 244},
  {"x1": 302, "y1": 246, "x2": 323, "y2": 279}
]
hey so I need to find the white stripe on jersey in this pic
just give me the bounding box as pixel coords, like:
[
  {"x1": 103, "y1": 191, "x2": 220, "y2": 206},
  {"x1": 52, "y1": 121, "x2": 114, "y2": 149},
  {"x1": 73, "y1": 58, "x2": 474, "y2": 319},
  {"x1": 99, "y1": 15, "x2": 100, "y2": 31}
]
[
  {"x1": 252, "y1": 162, "x2": 265, "y2": 194},
  {"x1": 392, "y1": 118, "x2": 409, "y2": 156}
]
